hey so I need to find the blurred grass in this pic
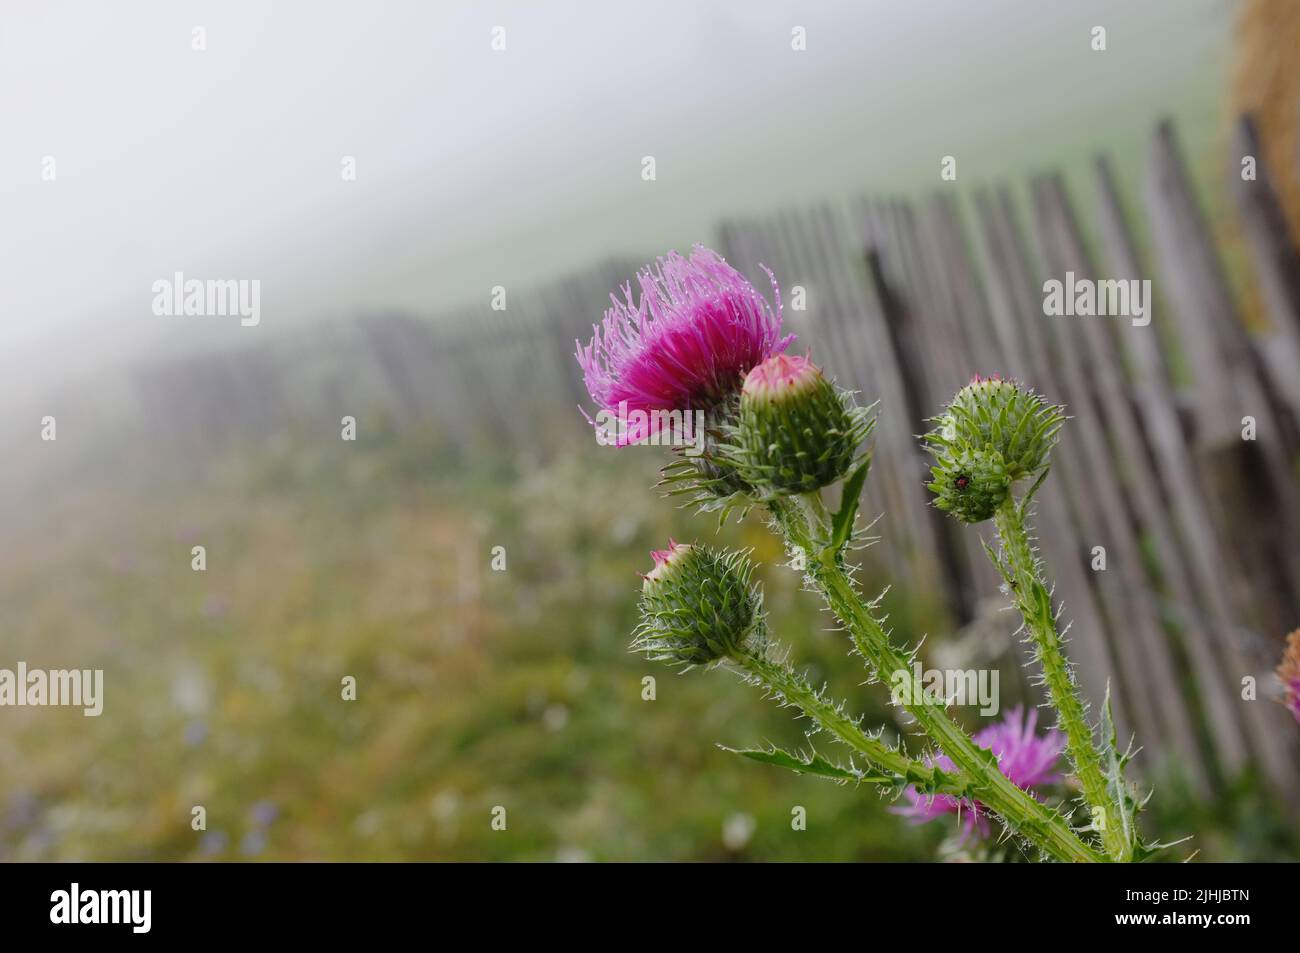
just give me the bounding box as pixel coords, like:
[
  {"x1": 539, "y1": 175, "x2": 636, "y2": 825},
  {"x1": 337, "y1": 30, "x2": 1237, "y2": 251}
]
[{"x1": 0, "y1": 427, "x2": 1295, "y2": 861}]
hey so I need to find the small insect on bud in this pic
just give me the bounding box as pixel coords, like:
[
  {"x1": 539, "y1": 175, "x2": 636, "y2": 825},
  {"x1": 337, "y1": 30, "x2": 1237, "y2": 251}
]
[
  {"x1": 927, "y1": 446, "x2": 1011, "y2": 523},
  {"x1": 731, "y1": 354, "x2": 873, "y2": 496},
  {"x1": 930, "y1": 375, "x2": 1064, "y2": 482},
  {"x1": 633, "y1": 541, "x2": 765, "y2": 665}
]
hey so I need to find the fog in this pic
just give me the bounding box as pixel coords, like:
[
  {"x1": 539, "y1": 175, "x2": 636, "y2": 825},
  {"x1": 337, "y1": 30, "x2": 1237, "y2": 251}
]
[{"x1": 1, "y1": 0, "x2": 1224, "y2": 403}]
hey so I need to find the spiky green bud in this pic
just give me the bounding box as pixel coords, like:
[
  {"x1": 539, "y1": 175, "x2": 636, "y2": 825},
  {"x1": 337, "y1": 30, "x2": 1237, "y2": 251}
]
[
  {"x1": 930, "y1": 376, "x2": 1064, "y2": 481},
  {"x1": 633, "y1": 542, "x2": 764, "y2": 665},
  {"x1": 730, "y1": 354, "x2": 873, "y2": 496},
  {"x1": 926, "y1": 446, "x2": 1011, "y2": 523}
]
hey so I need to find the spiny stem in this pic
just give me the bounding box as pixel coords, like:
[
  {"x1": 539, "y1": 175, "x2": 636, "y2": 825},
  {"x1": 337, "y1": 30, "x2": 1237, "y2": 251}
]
[
  {"x1": 771, "y1": 495, "x2": 1104, "y2": 863},
  {"x1": 733, "y1": 649, "x2": 970, "y2": 799},
  {"x1": 993, "y1": 496, "x2": 1131, "y2": 861}
]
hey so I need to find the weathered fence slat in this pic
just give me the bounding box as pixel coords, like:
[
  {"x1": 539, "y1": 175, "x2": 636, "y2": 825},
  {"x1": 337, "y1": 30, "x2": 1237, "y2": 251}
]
[
  {"x1": 1094, "y1": 154, "x2": 1300, "y2": 792},
  {"x1": 1229, "y1": 115, "x2": 1300, "y2": 423},
  {"x1": 854, "y1": 199, "x2": 999, "y2": 619},
  {"x1": 1038, "y1": 173, "x2": 1239, "y2": 788},
  {"x1": 1145, "y1": 119, "x2": 1300, "y2": 632},
  {"x1": 1029, "y1": 176, "x2": 1209, "y2": 785}
]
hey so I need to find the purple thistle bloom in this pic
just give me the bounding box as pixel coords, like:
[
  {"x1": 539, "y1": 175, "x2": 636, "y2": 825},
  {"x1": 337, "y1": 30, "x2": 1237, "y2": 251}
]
[
  {"x1": 576, "y1": 245, "x2": 793, "y2": 445},
  {"x1": 975, "y1": 705, "x2": 1066, "y2": 789},
  {"x1": 893, "y1": 706, "x2": 1065, "y2": 839}
]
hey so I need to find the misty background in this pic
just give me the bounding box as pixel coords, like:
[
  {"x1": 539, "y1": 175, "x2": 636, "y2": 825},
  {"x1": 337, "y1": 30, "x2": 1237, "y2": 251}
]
[{"x1": 3, "y1": 0, "x2": 1225, "y2": 404}]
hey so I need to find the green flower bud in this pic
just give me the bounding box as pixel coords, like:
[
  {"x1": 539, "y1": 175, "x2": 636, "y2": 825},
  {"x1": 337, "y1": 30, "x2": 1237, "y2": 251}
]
[
  {"x1": 927, "y1": 446, "x2": 1011, "y2": 523},
  {"x1": 731, "y1": 354, "x2": 873, "y2": 496},
  {"x1": 930, "y1": 375, "x2": 1064, "y2": 481},
  {"x1": 633, "y1": 542, "x2": 765, "y2": 665}
]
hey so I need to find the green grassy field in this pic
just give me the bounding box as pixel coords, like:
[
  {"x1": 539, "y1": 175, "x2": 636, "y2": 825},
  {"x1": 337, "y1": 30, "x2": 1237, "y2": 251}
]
[{"x1": 1, "y1": 427, "x2": 1295, "y2": 862}]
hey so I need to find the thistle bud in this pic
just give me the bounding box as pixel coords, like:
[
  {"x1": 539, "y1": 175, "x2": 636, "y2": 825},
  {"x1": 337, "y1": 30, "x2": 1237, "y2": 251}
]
[
  {"x1": 930, "y1": 376, "x2": 1064, "y2": 481},
  {"x1": 731, "y1": 354, "x2": 872, "y2": 496},
  {"x1": 633, "y1": 541, "x2": 764, "y2": 665},
  {"x1": 926, "y1": 446, "x2": 1011, "y2": 524}
]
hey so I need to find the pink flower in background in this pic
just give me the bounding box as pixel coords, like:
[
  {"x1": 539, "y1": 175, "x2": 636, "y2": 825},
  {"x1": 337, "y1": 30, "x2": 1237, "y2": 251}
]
[
  {"x1": 1278, "y1": 630, "x2": 1300, "y2": 724},
  {"x1": 975, "y1": 705, "x2": 1066, "y2": 788},
  {"x1": 576, "y1": 245, "x2": 792, "y2": 445},
  {"x1": 893, "y1": 706, "x2": 1065, "y2": 839}
]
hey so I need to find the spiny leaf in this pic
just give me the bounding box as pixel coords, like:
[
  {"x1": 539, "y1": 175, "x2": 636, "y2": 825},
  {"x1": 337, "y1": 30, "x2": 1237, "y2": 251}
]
[
  {"x1": 1031, "y1": 580, "x2": 1054, "y2": 628},
  {"x1": 1100, "y1": 683, "x2": 1138, "y2": 861},
  {"x1": 830, "y1": 453, "x2": 872, "y2": 554},
  {"x1": 1132, "y1": 834, "x2": 1194, "y2": 863},
  {"x1": 1020, "y1": 464, "x2": 1051, "y2": 511},
  {"x1": 718, "y1": 744, "x2": 888, "y2": 784},
  {"x1": 981, "y1": 537, "x2": 1013, "y2": 588}
]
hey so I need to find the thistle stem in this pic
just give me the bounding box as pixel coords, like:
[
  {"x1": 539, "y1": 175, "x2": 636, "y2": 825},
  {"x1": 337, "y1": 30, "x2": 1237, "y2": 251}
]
[
  {"x1": 771, "y1": 495, "x2": 1103, "y2": 863},
  {"x1": 993, "y1": 496, "x2": 1130, "y2": 861},
  {"x1": 734, "y1": 650, "x2": 971, "y2": 800}
]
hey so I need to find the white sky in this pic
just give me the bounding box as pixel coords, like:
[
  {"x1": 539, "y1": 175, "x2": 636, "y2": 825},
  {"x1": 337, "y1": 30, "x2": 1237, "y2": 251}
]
[{"x1": 0, "y1": 0, "x2": 1228, "y2": 401}]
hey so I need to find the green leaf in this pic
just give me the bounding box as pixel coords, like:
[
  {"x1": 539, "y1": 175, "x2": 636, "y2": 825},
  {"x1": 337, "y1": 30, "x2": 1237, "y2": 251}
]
[
  {"x1": 1031, "y1": 580, "x2": 1054, "y2": 627},
  {"x1": 718, "y1": 744, "x2": 887, "y2": 784},
  {"x1": 981, "y1": 537, "x2": 1013, "y2": 588},
  {"x1": 830, "y1": 453, "x2": 872, "y2": 553},
  {"x1": 1099, "y1": 684, "x2": 1139, "y2": 861},
  {"x1": 1019, "y1": 464, "x2": 1050, "y2": 512}
]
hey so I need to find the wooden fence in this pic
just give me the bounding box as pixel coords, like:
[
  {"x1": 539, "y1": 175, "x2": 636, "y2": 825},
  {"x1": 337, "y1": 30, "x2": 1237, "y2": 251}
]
[
  {"x1": 134, "y1": 115, "x2": 1300, "y2": 801},
  {"x1": 719, "y1": 115, "x2": 1300, "y2": 799}
]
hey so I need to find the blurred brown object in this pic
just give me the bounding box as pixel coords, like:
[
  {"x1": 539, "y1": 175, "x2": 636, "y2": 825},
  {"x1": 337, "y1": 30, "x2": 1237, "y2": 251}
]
[{"x1": 1234, "y1": 0, "x2": 1300, "y2": 242}]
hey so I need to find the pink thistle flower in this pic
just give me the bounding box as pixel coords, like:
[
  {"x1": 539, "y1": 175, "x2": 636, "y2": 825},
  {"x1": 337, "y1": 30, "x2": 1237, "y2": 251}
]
[
  {"x1": 576, "y1": 245, "x2": 793, "y2": 445},
  {"x1": 975, "y1": 705, "x2": 1066, "y2": 789},
  {"x1": 1278, "y1": 630, "x2": 1300, "y2": 724},
  {"x1": 893, "y1": 706, "x2": 1065, "y2": 839}
]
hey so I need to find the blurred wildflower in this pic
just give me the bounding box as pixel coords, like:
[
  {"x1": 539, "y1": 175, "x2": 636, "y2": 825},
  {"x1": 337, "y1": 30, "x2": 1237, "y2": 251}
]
[
  {"x1": 198, "y1": 830, "x2": 228, "y2": 856},
  {"x1": 250, "y1": 800, "x2": 279, "y2": 827},
  {"x1": 429, "y1": 791, "x2": 460, "y2": 824},
  {"x1": 2, "y1": 791, "x2": 42, "y2": 847},
  {"x1": 542, "y1": 703, "x2": 569, "y2": 732},
  {"x1": 240, "y1": 829, "x2": 267, "y2": 856},
  {"x1": 201, "y1": 594, "x2": 230, "y2": 620},
  {"x1": 894, "y1": 707, "x2": 1064, "y2": 839},
  {"x1": 183, "y1": 719, "x2": 208, "y2": 746},
  {"x1": 722, "y1": 811, "x2": 757, "y2": 851},
  {"x1": 1278, "y1": 629, "x2": 1300, "y2": 723},
  {"x1": 171, "y1": 667, "x2": 211, "y2": 715}
]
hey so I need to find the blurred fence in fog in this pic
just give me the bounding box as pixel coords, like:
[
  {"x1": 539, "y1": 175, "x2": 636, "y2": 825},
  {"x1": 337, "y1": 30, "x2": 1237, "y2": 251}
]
[{"x1": 133, "y1": 115, "x2": 1300, "y2": 802}]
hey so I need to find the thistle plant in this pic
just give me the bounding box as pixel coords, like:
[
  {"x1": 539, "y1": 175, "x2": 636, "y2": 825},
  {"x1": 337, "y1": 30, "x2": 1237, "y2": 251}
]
[
  {"x1": 924, "y1": 376, "x2": 1149, "y2": 862},
  {"x1": 578, "y1": 246, "x2": 1157, "y2": 863}
]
